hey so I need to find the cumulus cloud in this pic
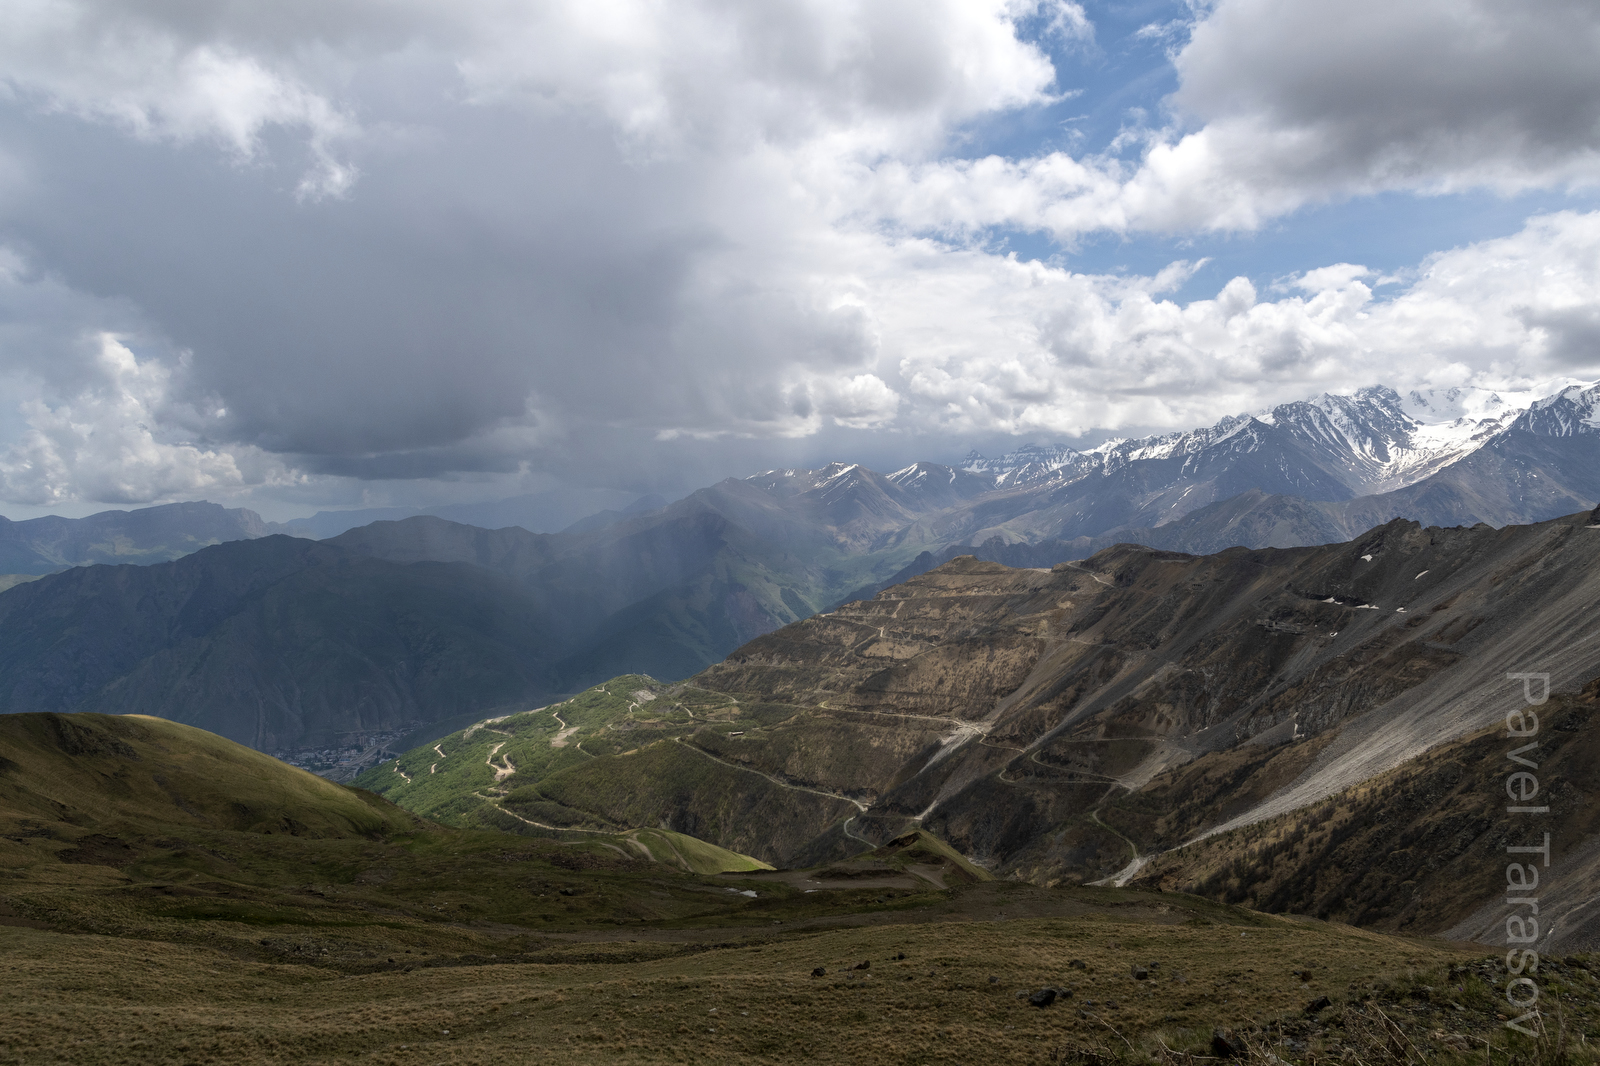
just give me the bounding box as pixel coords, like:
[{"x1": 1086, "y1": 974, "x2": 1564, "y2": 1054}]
[
  {"x1": 0, "y1": 0, "x2": 362, "y2": 197},
  {"x1": 0, "y1": 334, "x2": 277, "y2": 505},
  {"x1": 868, "y1": 211, "x2": 1600, "y2": 437},
  {"x1": 855, "y1": 0, "x2": 1600, "y2": 239},
  {"x1": 454, "y1": 0, "x2": 1069, "y2": 157},
  {"x1": 1171, "y1": 0, "x2": 1600, "y2": 199}
]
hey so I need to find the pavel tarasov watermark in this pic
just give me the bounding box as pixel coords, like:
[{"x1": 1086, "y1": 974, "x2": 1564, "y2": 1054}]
[{"x1": 1502, "y1": 672, "x2": 1550, "y2": 1037}]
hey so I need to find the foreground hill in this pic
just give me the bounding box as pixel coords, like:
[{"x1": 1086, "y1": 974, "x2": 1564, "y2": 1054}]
[
  {"x1": 363, "y1": 506, "x2": 1600, "y2": 952},
  {"x1": 2, "y1": 710, "x2": 1570, "y2": 1064},
  {"x1": 0, "y1": 712, "x2": 417, "y2": 839}
]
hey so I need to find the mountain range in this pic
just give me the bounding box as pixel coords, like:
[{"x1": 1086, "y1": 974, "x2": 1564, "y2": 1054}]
[
  {"x1": 0, "y1": 489, "x2": 663, "y2": 582},
  {"x1": 2, "y1": 379, "x2": 1598, "y2": 750},
  {"x1": 0, "y1": 501, "x2": 271, "y2": 580},
  {"x1": 276, "y1": 486, "x2": 662, "y2": 540}
]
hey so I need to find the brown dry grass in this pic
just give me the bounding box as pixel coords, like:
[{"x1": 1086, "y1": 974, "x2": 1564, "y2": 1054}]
[{"x1": 0, "y1": 909, "x2": 1518, "y2": 1066}]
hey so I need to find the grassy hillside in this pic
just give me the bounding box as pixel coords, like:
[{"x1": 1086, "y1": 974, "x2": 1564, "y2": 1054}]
[
  {"x1": 355, "y1": 676, "x2": 802, "y2": 868},
  {"x1": 0, "y1": 713, "x2": 415, "y2": 839},
  {"x1": 0, "y1": 710, "x2": 789, "y2": 945},
  {"x1": 356, "y1": 675, "x2": 949, "y2": 866},
  {"x1": 355, "y1": 675, "x2": 694, "y2": 821},
  {"x1": 4, "y1": 709, "x2": 1593, "y2": 1064}
]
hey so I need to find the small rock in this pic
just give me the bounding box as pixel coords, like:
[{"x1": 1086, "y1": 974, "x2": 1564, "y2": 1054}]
[
  {"x1": 853, "y1": 960, "x2": 870, "y2": 971},
  {"x1": 1068, "y1": 959, "x2": 1087, "y2": 970},
  {"x1": 1305, "y1": 996, "x2": 1332, "y2": 1015},
  {"x1": 811, "y1": 967, "x2": 826, "y2": 977},
  {"x1": 1029, "y1": 988, "x2": 1058, "y2": 1008},
  {"x1": 1132, "y1": 967, "x2": 1150, "y2": 980},
  {"x1": 989, "y1": 976, "x2": 999, "y2": 984},
  {"x1": 1213, "y1": 1028, "x2": 1247, "y2": 1059},
  {"x1": 895, "y1": 953, "x2": 906, "y2": 960}
]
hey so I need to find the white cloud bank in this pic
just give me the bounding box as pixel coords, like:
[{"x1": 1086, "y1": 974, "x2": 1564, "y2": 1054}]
[
  {"x1": 0, "y1": 333, "x2": 291, "y2": 505},
  {"x1": 0, "y1": 0, "x2": 1597, "y2": 507}
]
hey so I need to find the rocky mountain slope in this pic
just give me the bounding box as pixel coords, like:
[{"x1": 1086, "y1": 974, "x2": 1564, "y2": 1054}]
[{"x1": 361, "y1": 505, "x2": 1600, "y2": 948}]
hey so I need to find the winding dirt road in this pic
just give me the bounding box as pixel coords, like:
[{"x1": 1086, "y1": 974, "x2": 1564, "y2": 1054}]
[
  {"x1": 486, "y1": 742, "x2": 516, "y2": 782},
  {"x1": 670, "y1": 737, "x2": 867, "y2": 812}
]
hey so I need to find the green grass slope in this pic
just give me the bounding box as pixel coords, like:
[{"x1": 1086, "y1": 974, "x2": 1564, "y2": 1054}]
[
  {"x1": 356, "y1": 675, "x2": 903, "y2": 866},
  {"x1": 355, "y1": 677, "x2": 778, "y2": 871},
  {"x1": 0, "y1": 710, "x2": 787, "y2": 939},
  {"x1": 611, "y1": 827, "x2": 773, "y2": 874},
  {"x1": 863, "y1": 829, "x2": 994, "y2": 883},
  {"x1": 354, "y1": 675, "x2": 688, "y2": 822},
  {"x1": 0, "y1": 712, "x2": 415, "y2": 839}
]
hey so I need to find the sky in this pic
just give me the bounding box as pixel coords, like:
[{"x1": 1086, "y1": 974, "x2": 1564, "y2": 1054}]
[{"x1": 1, "y1": 0, "x2": 1598, "y2": 520}]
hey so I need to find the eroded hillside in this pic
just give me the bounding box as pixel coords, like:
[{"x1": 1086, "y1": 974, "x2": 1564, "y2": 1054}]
[{"x1": 366, "y1": 508, "x2": 1600, "y2": 942}]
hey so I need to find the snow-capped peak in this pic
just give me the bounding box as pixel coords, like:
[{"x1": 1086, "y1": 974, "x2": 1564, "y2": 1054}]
[
  {"x1": 750, "y1": 378, "x2": 1600, "y2": 505},
  {"x1": 1399, "y1": 385, "x2": 1516, "y2": 425},
  {"x1": 889, "y1": 461, "x2": 956, "y2": 486},
  {"x1": 959, "y1": 443, "x2": 1088, "y2": 488}
]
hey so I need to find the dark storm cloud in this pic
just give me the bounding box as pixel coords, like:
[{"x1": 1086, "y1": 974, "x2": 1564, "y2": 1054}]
[
  {"x1": 1170, "y1": 0, "x2": 1600, "y2": 200},
  {"x1": 0, "y1": 100, "x2": 711, "y2": 470}
]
